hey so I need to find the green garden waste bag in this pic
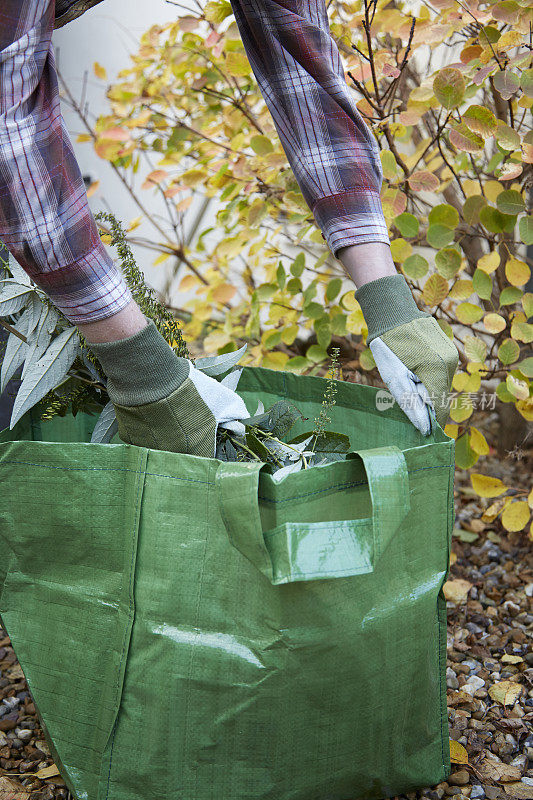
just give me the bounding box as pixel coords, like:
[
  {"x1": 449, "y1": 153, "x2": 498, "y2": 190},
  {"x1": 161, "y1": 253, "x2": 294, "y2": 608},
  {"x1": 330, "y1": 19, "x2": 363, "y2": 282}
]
[{"x1": 0, "y1": 367, "x2": 454, "y2": 800}]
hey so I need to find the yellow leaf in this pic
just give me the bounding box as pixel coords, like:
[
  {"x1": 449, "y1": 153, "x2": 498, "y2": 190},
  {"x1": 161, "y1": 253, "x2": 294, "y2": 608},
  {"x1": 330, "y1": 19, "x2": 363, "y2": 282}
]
[
  {"x1": 213, "y1": 283, "x2": 236, "y2": 304},
  {"x1": 443, "y1": 578, "x2": 472, "y2": 603},
  {"x1": 471, "y1": 473, "x2": 507, "y2": 498},
  {"x1": 445, "y1": 423, "x2": 458, "y2": 439},
  {"x1": 152, "y1": 252, "x2": 170, "y2": 266},
  {"x1": 505, "y1": 258, "x2": 530, "y2": 287},
  {"x1": 506, "y1": 374, "x2": 529, "y2": 400},
  {"x1": 449, "y1": 740, "x2": 469, "y2": 765},
  {"x1": 261, "y1": 350, "x2": 289, "y2": 370},
  {"x1": 477, "y1": 251, "x2": 500, "y2": 274},
  {"x1": 100, "y1": 234, "x2": 112, "y2": 245},
  {"x1": 127, "y1": 215, "x2": 142, "y2": 232},
  {"x1": 86, "y1": 180, "x2": 100, "y2": 198},
  {"x1": 501, "y1": 501, "x2": 530, "y2": 532},
  {"x1": 93, "y1": 61, "x2": 107, "y2": 80},
  {"x1": 482, "y1": 497, "x2": 509, "y2": 523},
  {"x1": 422, "y1": 273, "x2": 449, "y2": 306},
  {"x1": 488, "y1": 680, "x2": 523, "y2": 706},
  {"x1": 340, "y1": 292, "x2": 361, "y2": 312},
  {"x1": 32, "y1": 764, "x2": 61, "y2": 779},
  {"x1": 225, "y1": 52, "x2": 251, "y2": 77},
  {"x1": 483, "y1": 313, "x2": 506, "y2": 334},
  {"x1": 528, "y1": 487, "x2": 533, "y2": 509},
  {"x1": 76, "y1": 133, "x2": 93, "y2": 143},
  {"x1": 179, "y1": 274, "x2": 201, "y2": 292},
  {"x1": 469, "y1": 427, "x2": 489, "y2": 456}
]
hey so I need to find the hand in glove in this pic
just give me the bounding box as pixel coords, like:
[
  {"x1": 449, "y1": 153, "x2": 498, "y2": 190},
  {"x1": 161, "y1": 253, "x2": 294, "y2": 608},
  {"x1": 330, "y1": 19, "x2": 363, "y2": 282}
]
[
  {"x1": 90, "y1": 321, "x2": 248, "y2": 456},
  {"x1": 355, "y1": 274, "x2": 458, "y2": 435}
]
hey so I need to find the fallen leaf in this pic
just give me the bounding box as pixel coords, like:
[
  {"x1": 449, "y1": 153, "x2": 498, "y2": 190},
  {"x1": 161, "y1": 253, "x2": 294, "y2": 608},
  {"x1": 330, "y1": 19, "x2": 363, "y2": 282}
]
[
  {"x1": 478, "y1": 753, "x2": 523, "y2": 783},
  {"x1": 7, "y1": 663, "x2": 24, "y2": 680},
  {"x1": 443, "y1": 578, "x2": 473, "y2": 603},
  {"x1": 31, "y1": 764, "x2": 60, "y2": 779},
  {"x1": 0, "y1": 777, "x2": 30, "y2": 799},
  {"x1": 489, "y1": 680, "x2": 523, "y2": 706},
  {"x1": 449, "y1": 739, "x2": 469, "y2": 764},
  {"x1": 502, "y1": 783, "x2": 533, "y2": 799}
]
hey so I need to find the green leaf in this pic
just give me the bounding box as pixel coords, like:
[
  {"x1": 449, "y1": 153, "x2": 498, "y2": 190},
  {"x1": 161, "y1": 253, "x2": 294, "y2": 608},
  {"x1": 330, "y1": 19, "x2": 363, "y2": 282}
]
[
  {"x1": 250, "y1": 135, "x2": 274, "y2": 155},
  {"x1": 519, "y1": 216, "x2": 533, "y2": 245},
  {"x1": 325, "y1": 278, "x2": 343, "y2": 303},
  {"x1": 517, "y1": 357, "x2": 533, "y2": 378},
  {"x1": 433, "y1": 67, "x2": 465, "y2": 108},
  {"x1": 428, "y1": 204, "x2": 459, "y2": 229},
  {"x1": 306, "y1": 344, "x2": 328, "y2": 363},
  {"x1": 427, "y1": 224, "x2": 455, "y2": 249},
  {"x1": 521, "y1": 68, "x2": 533, "y2": 98},
  {"x1": 472, "y1": 268, "x2": 493, "y2": 300},
  {"x1": 497, "y1": 338, "x2": 520, "y2": 365},
  {"x1": 456, "y1": 302, "x2": 484, "y2": 324},
  {"x1": 464, "y1": 335, "x2": 487, "y2": 363},
  {"x1": 462, "y1": 195, "x2": 486, "y2": 225},
  {"x1": 496, "y1": 190, "x2": 525, "y2": 215},
  {"x1": 394, "y1": 212, "x2": 419, "y2": 238},
  {"x1": 246, "y1": 431, "x2": 275, "y2": 462},
  {"x1": 500, "y1": 286, "x2": 523, "y2": 306},
  {"x1": 276, "y1": 262, "x2": 286, "y2": 290},
  {"x1": 290, "y1": 253, "x2": 305, "y2": 277},
  {"x1": 479, "y1": 206, "x2": 514, "y2": 233},
  {"x1": 435, "y1": 248, "x2": 462, "y2": 279},
  {"x1": 463, "y1": 105, "x2": 497, "y2": 137},
  {"x1": 402, "y1": 254, "x2": 428, "y2": 280},
  {"x1": 455, "y1": 432, "x2": 478, "y2": 469}
]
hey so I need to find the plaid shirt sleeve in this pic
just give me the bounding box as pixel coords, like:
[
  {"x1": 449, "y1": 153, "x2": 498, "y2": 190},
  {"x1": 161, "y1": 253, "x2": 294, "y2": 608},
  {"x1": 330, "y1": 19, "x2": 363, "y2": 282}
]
[
  {"x1": 0, "y1": 0, "x2": 388, "y2": 326},
  {"x1": 0, "y1": 0, "x2": 131, "y2": 323},
  {"x1": 230, "y1": 0, "x2": 390, "y2": 255}
]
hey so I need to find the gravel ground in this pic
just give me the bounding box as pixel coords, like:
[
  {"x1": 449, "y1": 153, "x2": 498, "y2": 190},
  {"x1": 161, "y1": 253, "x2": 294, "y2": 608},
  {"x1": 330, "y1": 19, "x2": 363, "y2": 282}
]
[{"x1": 0, "y1": 463, "x2": 531, "y2": 800}]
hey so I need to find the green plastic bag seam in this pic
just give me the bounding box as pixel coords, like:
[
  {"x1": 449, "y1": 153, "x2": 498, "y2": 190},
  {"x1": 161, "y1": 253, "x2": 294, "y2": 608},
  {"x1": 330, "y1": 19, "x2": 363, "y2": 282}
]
[{"x1": 102, "y1": 447, "x2": 149, "y2": 800}]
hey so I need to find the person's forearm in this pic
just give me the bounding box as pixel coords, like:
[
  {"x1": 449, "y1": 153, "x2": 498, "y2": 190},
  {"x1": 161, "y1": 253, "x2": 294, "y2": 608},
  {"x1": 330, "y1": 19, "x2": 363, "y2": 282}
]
[
  {"x1": 78, "y1": 300, "x2": 148, "y2": 344},
  {"x1": 337, "y1": 242, "x2": 397, "y2": 288},
  {"x1": 0, "y1": 0, "x2": 131, "y2": 325}
]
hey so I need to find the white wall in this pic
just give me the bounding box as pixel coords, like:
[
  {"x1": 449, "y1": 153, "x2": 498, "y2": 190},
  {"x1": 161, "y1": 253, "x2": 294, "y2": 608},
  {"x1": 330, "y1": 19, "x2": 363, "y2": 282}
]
[{"x1": 54, "y1": 0, "x2": 195, "y2": 303}]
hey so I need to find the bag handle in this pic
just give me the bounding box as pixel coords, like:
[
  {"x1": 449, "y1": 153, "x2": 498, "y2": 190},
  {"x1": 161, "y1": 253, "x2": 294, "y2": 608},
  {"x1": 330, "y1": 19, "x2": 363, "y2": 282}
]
[{"x1": 216, "y1": 447, "x2": 410, "y2": 585}]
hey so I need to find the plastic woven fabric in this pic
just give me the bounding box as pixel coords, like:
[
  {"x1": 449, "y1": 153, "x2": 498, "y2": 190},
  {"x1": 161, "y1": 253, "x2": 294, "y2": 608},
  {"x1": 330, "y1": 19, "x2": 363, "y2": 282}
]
[{"x1": 0, "y1": 367, "x2": 454, "y2": 800}]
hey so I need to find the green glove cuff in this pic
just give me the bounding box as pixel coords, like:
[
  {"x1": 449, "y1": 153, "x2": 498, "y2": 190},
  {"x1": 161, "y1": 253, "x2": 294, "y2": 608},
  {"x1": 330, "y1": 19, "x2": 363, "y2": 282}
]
[
  {"x1": 90, "y1": 320, "x2": 189, "y2": 406},
  {"x1": 355, "y1": 274, "x2": 428, "y2": 343}
]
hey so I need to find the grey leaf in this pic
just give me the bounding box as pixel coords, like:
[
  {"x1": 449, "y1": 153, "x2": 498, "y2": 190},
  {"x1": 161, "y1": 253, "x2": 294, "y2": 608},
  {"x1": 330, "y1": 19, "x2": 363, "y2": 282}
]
[
  {"x1": 22, "y1": 304, "x2": 60, "y2": 378},
  {"x1": 220, "y1": 367, "x2": 243, "y2": 392},
  {"x1": 272, "y1": 460, "x2": 303, "y2": 482},
  {"x1": 10, "y1": 327, "x2": 79, "y2": 428},
  {"x1": 7, "y1": 254, "x2": 31, "y2": 287},
  {"x1": 0, "y1": 301, "x2": 38, "y2": 393},
  {"x1": 90, "y1": 401, "x2": 118, "y2": 443},
  {"x1": 82, "y1": 352, "x2": 106, "y2": 385},
  {"x1": 195, "y1": 344, "x2": 247, "y2": 377},
  {"x1": 0, "y1": 281, "x2": 34, "y2": 316}
]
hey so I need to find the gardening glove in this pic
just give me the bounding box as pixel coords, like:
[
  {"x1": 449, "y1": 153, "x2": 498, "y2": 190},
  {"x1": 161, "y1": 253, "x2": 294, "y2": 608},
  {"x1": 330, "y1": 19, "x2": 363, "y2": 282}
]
[
  {"x1": 90, "y1": 321, "x2": 248, "y2": 456},
  {"x1": 355, "y1": 274, "x2": 458, "y2": 435}
]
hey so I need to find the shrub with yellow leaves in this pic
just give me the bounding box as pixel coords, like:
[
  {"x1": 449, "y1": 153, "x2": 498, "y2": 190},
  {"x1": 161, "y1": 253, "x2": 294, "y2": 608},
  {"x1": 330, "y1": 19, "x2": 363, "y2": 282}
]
[{"x1": 79, "y1": 0, "x2": 532, "y2": 533}]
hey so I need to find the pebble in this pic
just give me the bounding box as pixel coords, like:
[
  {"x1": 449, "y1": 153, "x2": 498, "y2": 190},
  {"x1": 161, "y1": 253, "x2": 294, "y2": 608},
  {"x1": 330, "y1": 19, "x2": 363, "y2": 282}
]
[
  {"x1": 522, "y1": 778, "x2": 533, "y2": 787},
  {"x1": 449, "y1": 770, "x2": 470, "y2": 786},
  {"x1": 447, "y1": 668, "x2": 459, "y2": 689},
  {"x1": 16, "y1": 728, "x2": 32, "y2": 742},
  {"x1": 470, "y1": 786, "x2": 484, "y2": 799}
]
